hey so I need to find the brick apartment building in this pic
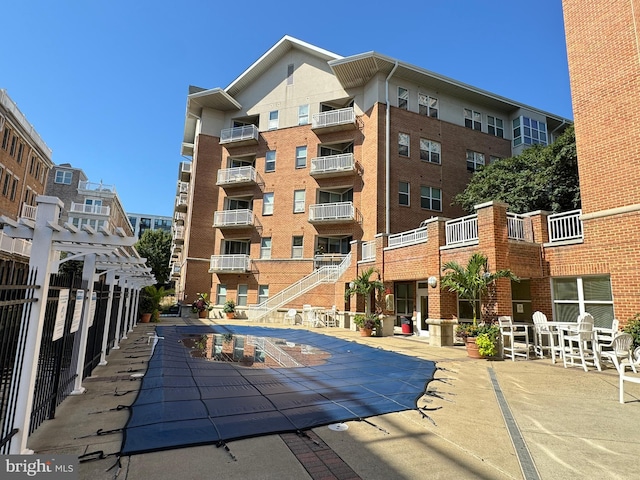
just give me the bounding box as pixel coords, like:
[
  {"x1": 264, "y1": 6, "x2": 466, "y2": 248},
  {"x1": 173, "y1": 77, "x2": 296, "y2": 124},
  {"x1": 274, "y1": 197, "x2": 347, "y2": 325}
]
[{"x1": 171, "y1": 36, "x2": 585, "y2": 340}]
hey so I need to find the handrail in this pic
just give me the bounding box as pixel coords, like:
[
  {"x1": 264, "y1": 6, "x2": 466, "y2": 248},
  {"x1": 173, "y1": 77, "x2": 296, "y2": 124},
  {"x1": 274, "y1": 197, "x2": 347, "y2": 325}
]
[
  {"x1": 548, "y1": 209, "x2": 583, "y2": 243},
  {"x1": 388, "y1": 226, "x2": 428, "y2": 248},
  {"x1": 445, "y1": 214, "x2": 478, "y2": 245}
]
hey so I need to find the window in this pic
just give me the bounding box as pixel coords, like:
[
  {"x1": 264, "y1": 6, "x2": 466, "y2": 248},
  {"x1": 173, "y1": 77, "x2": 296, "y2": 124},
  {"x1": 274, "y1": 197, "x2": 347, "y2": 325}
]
[
  {"x1": 9, "y1": 135, "x2": 17, "y2": 157},
  {"x1": 29, "y1": 155, "x2": 35, "y2": 175},
  {"x1": 2, "y1": 172, "x2": 11, "y2": 196},
  {"x1": 487, "y1": 116, "x2": 504, "y2": 138},
  {"x1": 258, "y1": 285, "x2": 269, "y2": 304},
  {"x1": 16, "y1": 143, "x2": 24, "y2": 163},
  {"x1": 298, "y1": 104, "x2": 309, "y2": 125},
  {"x1": 420, "y1": 138, "x2": 441, "y2": 164},
  {"x1": 466, "y1": 150, "x2": 485, "y2": 172},
  {"x1": 237, "y1": 284, "x2": 248, "y2": 307},
  {"x1": 295, "y1": 146, "x2": 307, "y2": 168},
  {"x1": 489, "y1": 155, "x2": 502, "y2": 164},
  {"x1": 420, "y1": 186, "x2": 442, "y2": 211},
  {"x1": 287, "y1": 63, "x2": 294, "y2": 85},
  {"x1": 398, "y1": 133, "x2": 410, "y2": 157},
  {"x1": 399, "y1": 181, "x2": 410, "y2": 206},
  {"x1": 10, "y1": 177, "x2": 17, "y2": 201},
  {"x1": 54, "y1": 170, "x2": 73, "y2": 184},
  {"x1": 265, "y1": 150, "x2": 276, "y2": 172},
  {"x1": 223, "y1": 240, "x2": 250, "y2": 254},
  {"x1": 418, "y1": 93, "x2": 438, "y2": 118},
  {"x1": 216, "y1": 284, "x2": 227, "y2": 306},
  {"x1": 260, "y1": 237, "x2": 272, "y2": 259},
  {"x1": 262, "y1": 192, "x2": 274, "y2": 215},
  {"x1": 293, "y1": 190, "x2": 305, "y2": 213},
  {"x1": 1, "y1": 128, "x2": 10, "y2": 149},
  {"x1": 292, "y1": 236, "x2": 303, "y2": 258},
  {"x1": 552, "y1": 276, "x2": 614, "y2": 328},
  {"x1": 464, "y1": 108, "x2": 482, "y2": 131},
  {"x1": 398, "y1": 87, "x2": 408, "y2": 110},
  {"x1": 513, "y1": 116, "x2": 548, "y2": 146},
  {"x1": 317, "y1": 236, "x2": 352, "y2": 254},
  {"x1": 268, "y1": 111, "x2": 279, "y2": 130},
  {"x1": 395, "y1": 283, "x2": 415, "y2": 317}
]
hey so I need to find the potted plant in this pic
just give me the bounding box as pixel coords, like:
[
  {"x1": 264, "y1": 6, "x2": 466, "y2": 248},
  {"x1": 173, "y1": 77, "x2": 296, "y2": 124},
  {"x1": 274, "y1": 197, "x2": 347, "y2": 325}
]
[
  {"x1": 345, "y1": 267, "x2": 385, "y2": 317},
  {"x1": 223, "y1": 300, "x2": 236, "y2": 319},
  {"x1": 140, "y1": 285, "x2": 175, "y2": 322},
  {"x1": 192, "y1": 292, "x2": 213, "y2": 318},
  {"x1": 353, "y1": 314, "x2": 380, "y2": 337},
  {"x1": 441, "y1": 252, "x2": 517, "y2": 357}
]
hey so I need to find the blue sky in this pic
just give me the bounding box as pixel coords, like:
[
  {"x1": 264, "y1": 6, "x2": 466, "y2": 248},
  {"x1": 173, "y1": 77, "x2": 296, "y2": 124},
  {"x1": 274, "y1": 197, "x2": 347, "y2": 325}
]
[{"x1": 2, "y1": 0, "x2": 572, "y2": 217}]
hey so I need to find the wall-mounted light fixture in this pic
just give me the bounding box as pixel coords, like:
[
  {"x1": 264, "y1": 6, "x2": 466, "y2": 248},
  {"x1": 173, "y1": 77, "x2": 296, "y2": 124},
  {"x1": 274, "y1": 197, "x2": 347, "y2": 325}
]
[{"x1": 428, "y1": 276, "x2": 438, "y2": 288}]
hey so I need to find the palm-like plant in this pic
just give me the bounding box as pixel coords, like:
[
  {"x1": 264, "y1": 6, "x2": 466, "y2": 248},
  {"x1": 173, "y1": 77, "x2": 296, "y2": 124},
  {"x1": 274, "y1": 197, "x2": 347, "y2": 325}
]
[
  {"x1": 441, "y1": 253, "x2": 518, "y2": 326},
  {"x1": 344, "y1": 267, "x2": 385, "y2": 316}
]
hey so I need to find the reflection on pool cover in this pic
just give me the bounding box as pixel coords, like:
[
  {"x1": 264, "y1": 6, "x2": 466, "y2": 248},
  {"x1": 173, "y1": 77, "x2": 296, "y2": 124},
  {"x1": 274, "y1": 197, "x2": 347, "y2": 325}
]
[
  {"x1": 121, "y1": 325, "x2": 437, "y2": 456},
  {"x1": 180, "y1": 333, "x2": 329, "y2": 368}
]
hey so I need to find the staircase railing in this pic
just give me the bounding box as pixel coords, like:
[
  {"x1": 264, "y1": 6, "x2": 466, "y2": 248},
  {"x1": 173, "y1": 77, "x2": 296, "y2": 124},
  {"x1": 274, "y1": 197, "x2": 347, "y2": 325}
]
[{"x1": 249, "y1": 253, "x2": 351, "y2": 321}]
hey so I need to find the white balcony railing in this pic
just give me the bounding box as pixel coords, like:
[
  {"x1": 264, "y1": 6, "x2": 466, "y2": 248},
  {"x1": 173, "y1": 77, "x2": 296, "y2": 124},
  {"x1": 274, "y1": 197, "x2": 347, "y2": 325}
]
[
  {"x1": 312, "y1": 107, "x2": 356, "y2": 129},
  {"x1": 310, "y1": 153, "x2": 355, "y2": 175},
  {"x1": 177, "y1": 181, "x2": 189, "y2": 194},
  {"x1": 217, "y1": 166, "x2": 258, "y2": 185},
  {"x1": 209, "y1": 254, "x2": 251, "y2": 272},
  {"x1": 175, "y1": 193, "x2": 188, "y2": 208},
  {"x1": 213, "y1": 209, "x2": 254, "y2": 227},
  {"x1": 174, "y1": 212, "x2": 186, "y2": 223},
  {"x1": 173, "y1": 225, "x2": 184, "y2": 240},
  {"x1": 445, "y1": 214, "x2": 478, "y2": 245},
  {"x1": 220, "y1": 124, "x2": 259, "y2": 144},
  {"x1": 0, "y1": 232, "x2": 31, "y2": 257},
  {"x1": 548, "y1": 209, "x2": 583, "y2": 243},
  {"x1": 78, "y1": 180, "x2": 116, "y2": 195},
  {"x1": 388, "y1": 226, "x2": 428, "y2": 248},
  {"x1": 180, "y1": 161, "x2": 191, "y2": 181},
  {"x1": 507, "y1": 212, "x2": 533, "y2": 241},
  {"x1": 21, "y1": 204, "x2": 37, "y2": 220},
  {"x1": 309, "y1": 202, "x2": 355, "y2": 222},
  {"x1": 361, "y1": 240, "x2": 376, "y2": 262},
  {"x1": 70, "y1": 202, "x2": 111, "y2": 216}
]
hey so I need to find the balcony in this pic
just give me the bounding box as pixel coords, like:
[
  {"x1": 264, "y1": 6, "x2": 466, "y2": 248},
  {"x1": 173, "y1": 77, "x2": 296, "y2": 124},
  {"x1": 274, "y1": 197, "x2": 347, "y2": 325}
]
[
  {"x1": 220, "y1": 125, "x2": 259, "y2": 146},
  {"x1": 310, "y1": 153, "x2": 356, "y2": 178},
  {"x1": 78, "y1": 181, "x2": 116, "y2": 197},
  {"x1": 313, "y1": 254, "x2": 347, "y2": 269},
  {"x1": 174, "y1": 212, "x2": 186, "y2": 225},
  {"x1": 177, "y1": 181, "x2": 189, "y2": 195},
  {"x1": 175, "y1": 193, "x2": 188, "y2": 212},
  {"x1": 387, "y1": 226, "x2": 428, "y2": 249},
  {"x1": 445, "y1": 214, "x2": 478, "y2": 246},
  {"x1": 217, "y1": 166, "x2": 259, "y2": 187},
  {"x1": 179, "y1": 161, "x2": 191, "y2": 182},
  {"x1": 70, "y1": 202, "x2": 111, "y2": 216},
  {"x1": 309, "y1": 202, "x2": 359, "y2": 223},
  {"x1": 213, "y1": 209, "x2": 255, "y2": 228},
  {"x1": 547, "y1": 209, "x2": 583, "y2": 244},
  {"x1": 209, "y1": 254, "x2": 251, "y2": 273},
  {"x1": 173, "y1": 226, "x2": 185, "y2": 243},
  {"x1": 311, "y1": 107, "x2": 356, "y2": 132},
  {"x1": 21, "y1": 204, "x2": 37, "y2": 221},
  {"x1": 361, "y1": 240, "x2": 376, "y2": 262},
  {"x1": 171, "y1": 265, "x2": 181, "y2": 277}
]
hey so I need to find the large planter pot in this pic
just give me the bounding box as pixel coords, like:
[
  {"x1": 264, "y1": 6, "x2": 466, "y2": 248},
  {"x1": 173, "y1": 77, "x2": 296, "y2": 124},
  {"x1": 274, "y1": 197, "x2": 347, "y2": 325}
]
[
  {"x1": 226, "y1": 312, "x2": 235, "y2": 319},
  {"x1": 198, "y1": 310, "x2": 208, "y2": 319},
  {"x1": 140, "y1": 313, "x2": 152, "y2": 323},
  {"x1": 360, "y1": 328, "x2": 373, "y2": 337},
  {"x1": 465, "y1": 337, "x2": 483, "y2": 358}
]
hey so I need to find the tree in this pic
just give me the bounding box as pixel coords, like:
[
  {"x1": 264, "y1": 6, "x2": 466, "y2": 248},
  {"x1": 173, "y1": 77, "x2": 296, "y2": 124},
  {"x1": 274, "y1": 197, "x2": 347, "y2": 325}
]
[
  {"x1": 344, "y1": 267, "x2": 385, "y2": 316},
  {"x1": 440, "y1": 253, "x2": 518, "y2": 327},
  {"x1": 134, "y1": 229, "x2": 172, "y2": 286},
  {"x1": 454, "y1": 125, "x2": 580, "y2": 214}
]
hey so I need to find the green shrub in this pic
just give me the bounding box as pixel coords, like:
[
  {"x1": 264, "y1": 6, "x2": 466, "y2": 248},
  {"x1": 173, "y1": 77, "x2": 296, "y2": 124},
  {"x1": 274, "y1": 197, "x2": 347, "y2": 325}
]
[{"x1": 623, "y1": 313, "x2": 640, "y2": 349}]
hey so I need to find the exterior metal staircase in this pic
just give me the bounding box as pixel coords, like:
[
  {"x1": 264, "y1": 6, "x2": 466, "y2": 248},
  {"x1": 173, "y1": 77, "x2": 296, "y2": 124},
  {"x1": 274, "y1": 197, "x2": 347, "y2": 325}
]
[{"x1": 248, "y1": 253, "x2": 351, "y2": 322}]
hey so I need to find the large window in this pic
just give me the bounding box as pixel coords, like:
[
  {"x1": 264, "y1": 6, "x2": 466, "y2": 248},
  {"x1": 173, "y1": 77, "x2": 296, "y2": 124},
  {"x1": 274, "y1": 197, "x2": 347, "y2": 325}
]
[
  {"x1": 295, "y1": 146, "x2": 307, "y2": 168},
  {"x1": 265, "y1": 151, "x2": 276, "y2": 172},
  {"x1": 55, "y1": 170, "x2": 73, "y2": 184},
  {"x1": 466, "y1": 150, "x2": 485, "y2": 172},
  {"x1": 487, "y1": 116, "x2": 504, "y2": 138},
  {"x1": 316, "y1": 236, "x2": 352, "y2": 254},
  {"x1": 418, "y1": 93, "x2": 438, "y2": 118},
  {"x1": 262, "y1": 192, "x2": 274, "y2": 215},
  {"x1": 420, "y1": 138, "x2": 441, "y2": 164},
  {"x1": 513, "y1": 116, "x2": 547, "y2": 146},
  {"x1": 420, "y1": 186, "x2": 442, "y2": 211},
  {"x1": 398, "y1": 133, "x2": 410, "y2": 157},
  {"x1": 293, "y1": 190, "x2": 305, "y2": 213},
  {"x1": 552, "y1": 276, "x2": 614, "y2": 328},
  {"x1": 260, "y1": 237, "x2": 272, "y2": 259},
  {"x1": 223, "y1": 240, "x2": 250, "y2": 255},
  {"x1": 464, "y1": 108, "x2": 482, "y2": 131},
  {"x1": 399, "y1": 181, "x2": 410, "y2": 206},
  {"x1": 398, "y1": 87, "x2": 408, "y2": 110}
]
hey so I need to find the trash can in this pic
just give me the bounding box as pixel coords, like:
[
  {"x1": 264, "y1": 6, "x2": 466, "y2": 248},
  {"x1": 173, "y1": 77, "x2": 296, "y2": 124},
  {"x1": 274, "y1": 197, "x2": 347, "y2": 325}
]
[{"x1": 401, "y1": 316, "x2": 413, "y2": 334}]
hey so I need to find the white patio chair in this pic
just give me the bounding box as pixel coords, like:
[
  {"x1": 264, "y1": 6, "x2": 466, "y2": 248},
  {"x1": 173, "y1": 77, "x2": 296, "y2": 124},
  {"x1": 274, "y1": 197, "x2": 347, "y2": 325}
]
[
  {"x1": 619, "y1": 346, "x2": 640, "y2": 403},
  {"x1": 284, "y1": 308, "x2": 300, "y2": 325},
  {"x1": 599, "y1": 332, "x2": 636, "y2": 373},
  {"x1": 532, "y1": 311, "x2": 561, "y2": 363},
  {"x1": 324, "y1": 305, "x2": 338, "y2": 327},
  {"x1": 498, "y1": 316, "x2": 530, "y2": 361},
  {"x1": 302, "y1": 305, "x2": 316, "y2": 328},
  {"x1": 562, "y1": 313, "x2": 601, "y2": 372}
]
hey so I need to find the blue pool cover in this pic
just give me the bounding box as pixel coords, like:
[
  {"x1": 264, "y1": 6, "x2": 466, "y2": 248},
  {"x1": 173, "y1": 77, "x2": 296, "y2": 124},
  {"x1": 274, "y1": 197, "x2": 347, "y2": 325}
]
[{"x1": 120, "y1": 325, "x2": 437, "y2": 455}]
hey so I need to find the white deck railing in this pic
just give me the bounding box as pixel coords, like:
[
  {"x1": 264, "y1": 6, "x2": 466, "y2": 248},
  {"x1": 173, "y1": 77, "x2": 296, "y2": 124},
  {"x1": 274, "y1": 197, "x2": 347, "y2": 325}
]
[
  {"x1": 220, "y1": 124, "x2": 259, "y2": 144},
  {"x1": 507, "y1": 212, "x2": 533, "y2": 241},
  {"x1": 361, "y1": 240, "x2": 376, "y2": 261},
  {"x1": 78, "y1": 181, "x2": 116, "y2": 194},
  {"x1": 217, "y1": 166, "x2": 258, "y2": 185},
  {"x1": 388, "y1": 226, "x2": 428, "y2": 248},
  {"x1": 21, "y1": 204, "x2": 37, "y2": 220},
  {"x1": 548, "y1": 209, "x2": 583, "y2": 243},
  {"x1": 175, "y1": 193, "x2": 188, "y2": 208},
  {"x1": 446, "y1": 214, "x2": 478, "y2": 245},
  {"x1": 312, "y1": 107, "x2": 355, "y2": 129},
  {"x1": 310, "y1": 153, "x2": 355, "y2": 175},
  {"x1": 309, "y1": 202, "x2": 355, "y2": 222},
  {"x1": 213, "y1": 209, "x2": 254, "y2": 227},
  {"x1": 70, "y1": 202, "x2": 111, "y2": 216},
  {"x1": 0, "y1": 232, "x2": 31, "y2": 257},
  {"x1": 177, "y1": 181, "x2": 189, "y2": 194},
  {"x1": 209, "y1": 254, "x2": 251, "y2": 272}
]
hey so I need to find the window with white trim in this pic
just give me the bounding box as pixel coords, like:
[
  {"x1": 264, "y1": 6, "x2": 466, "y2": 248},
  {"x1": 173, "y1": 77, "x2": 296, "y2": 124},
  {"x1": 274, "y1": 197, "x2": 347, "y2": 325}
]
[
  {"x1": 287, "y1": 63, "x2": 294, "y2": 85},
  {"x1": 292, "y1": 236, "x2": 303, "y2": 259},
  {"x1": 262, "y1": 192, "x2": 274, "y2": 215},
  {"x1": 237, "y1": 284, "x2": 248, "y2": 307},
  {"x1": 16, "y1": 143, "x2": 24, "y2": 164},
  {"x1": 258, "y1": 285, "x2": 269, "y2": 304},
  {"x1": 418, "y1": 93, "x2": 438, "y2": 118},
  {"x1": 464, "y1": 108, "x2": 482, "y2": 131},
  {"x1": 398, "y1": 87, "x2": 408, "y2": 110},
  {"x1": 55, "y1": 170, "x2": 73, "y2": 184},
  {"x1": 268, "y1": 110, "x2": 279, "y2": 130},
  {"x1": 513, "y1": 116, "x2": 548, "y2": 146},
  {"x1": 398, "y1": 133, "x2": 410, "y2": 157},
  {"x1": 1, "y1": 127, "x2": 10, "y2": 149},
  {"x1": 399, "y1": 181, "x2": 410, "y2": 206},
  {"x1": 216, "y1": 284, "x2": 227, "y2": 305},
  {"x1": 260, "y1": 237, "x2": 272, "y2": 259},
  {"x1": 420, "y1": 138, "x2": 441, "y2": 164},
  {"x1": 420, "y1": 186, "x2": 442, "y2": 211},
  {"x1": 487, "y1": 116, "x2": 504, "y2": 138},
  {"x1": 552, "y1": 276, "x2": 614, "y2": 328},
  {"x1": 265, "y1": 150, "x2": 276, "y2": 172},
  {"x1": 466, "y1": 150, "x2": 485, "y2": 172},
  {"x1": 293, "y1": 190, "x2": 305, "y2": 213},
  {"x1": 298, "y1": 104, "x2": 309, "y2": 125},
  {"x1": 295, "y1": 146, "x2": 307, "y2": 168}
]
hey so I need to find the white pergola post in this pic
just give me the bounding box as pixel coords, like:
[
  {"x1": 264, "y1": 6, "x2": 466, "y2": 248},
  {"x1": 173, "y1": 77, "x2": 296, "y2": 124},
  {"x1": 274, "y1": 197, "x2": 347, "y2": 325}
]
[
  {"x1": 98, "y1": 270, "x2": 117, "y2": 366},
  {"x1": 132, "y1": 287, "x2": 140, "y2": 326},
  {"x1": 111, "y1": 277, "x2": 128, "y2": 349},
  {"x1": 122, "y1": 282, "x2": 132, "y2": 339},
  {"x1": 6, "y1": 196, "x2": 62, "y2": 454}
]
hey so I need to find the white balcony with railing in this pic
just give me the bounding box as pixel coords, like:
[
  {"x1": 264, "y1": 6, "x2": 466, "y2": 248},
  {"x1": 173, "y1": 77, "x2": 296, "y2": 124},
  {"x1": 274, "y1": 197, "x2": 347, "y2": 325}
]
[
  {"x1": 213, "y1": 209, "x2": 255, "y2": 228},
  {"x1": 177, "y1": 181, "x2": 189, "y2": 194},
  {"x1": 312, "y1": 107, "x2": 356, "y2": 131},
  {"x1": 217, "y1": 166, "x2": 258, "y2": 186},
  {"x1": 175, "y1": 193, "x2": 188, "y2": 211},
  {"x1": 547, "y1": 209, "x2": 583, "y2": 244},
  {"x1": 309, "y1": 202, "x2": 357, "y2": 223},
  {"x1": 179, "y1": 161, "x2": 191, "y2": 182},
  {"x1": 174, "y1": 212, "x2": 186, "y2": 224},
  {"x1": 507, "y1": 212, "x2": 533, "y2": 241},
  {"x1": 313, "y1": 254, "x2": 347, "y2": 269},
  {"x1": 361, "y1": 240, "x2": 376, "y2": 262},
  {"x1": 387, "y1": 226, "x2": 428, "y2": 249},
  {"x1": 171, "y1": 265, "x2": 181, "y2": 277},
  {"x1": 220, "y1": 124, "x2": 259, "y2": 145},
  {"x1": 445, "y1": 214, "x2": 478, "y2": 246},
  {"x1": 21, "y1": 204, "x2": 37, "y2": 221},
  {"x1": 78, "y1": 181, "x2": 116, "y2": 196},
  {"x1": 209, "y1": 254, "x2": 251, "y2": 273},
  {"x1": 70, "y1": 202, "x2": 111, "y2": 216},
  {"x1": 310, "y1": 153, "x2": 356, "y2": 177},
  {"x1": 173, "y1": 225, "x2": 185, "y2": 243},
  {"x1": 0, "y1": 232, "x2": 31, "y2": 257}
]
